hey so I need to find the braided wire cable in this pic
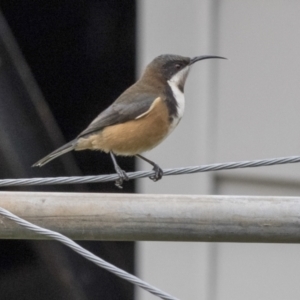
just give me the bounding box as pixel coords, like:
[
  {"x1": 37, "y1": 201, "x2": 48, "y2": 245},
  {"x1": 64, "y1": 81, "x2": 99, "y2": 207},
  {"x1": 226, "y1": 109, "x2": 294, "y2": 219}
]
[
  {"x1": 0, "y1": 155, "x2": 300, "y2": 186},
  {"x1": 0, "y1": 207, "x2": 179, "y2": 300}
]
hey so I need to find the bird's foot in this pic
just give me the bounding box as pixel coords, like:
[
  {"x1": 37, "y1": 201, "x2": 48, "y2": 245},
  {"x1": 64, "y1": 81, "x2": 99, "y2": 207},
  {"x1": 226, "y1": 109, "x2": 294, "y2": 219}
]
[
  {"x1": 149, "y1": 164, "x2": 163, "y2": 182},
  {"x1": 114, "y1": 167, "x2": 129, "y2": 189}
]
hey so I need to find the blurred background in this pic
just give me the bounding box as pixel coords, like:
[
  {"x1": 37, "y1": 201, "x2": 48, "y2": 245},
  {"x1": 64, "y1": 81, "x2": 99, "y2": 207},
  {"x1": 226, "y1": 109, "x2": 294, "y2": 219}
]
[
  {"x1": 1, "y1": 1, "x2": 300, "y2": 300},
  {"x1": 0, "y1": 1, "x2": 135, "y2": 299}
]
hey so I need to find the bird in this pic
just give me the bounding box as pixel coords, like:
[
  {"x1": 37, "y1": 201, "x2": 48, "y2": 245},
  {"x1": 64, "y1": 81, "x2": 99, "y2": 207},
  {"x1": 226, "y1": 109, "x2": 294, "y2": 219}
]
[{"x1": 33, "y1": 54, "x2": 226, "y2": 188}]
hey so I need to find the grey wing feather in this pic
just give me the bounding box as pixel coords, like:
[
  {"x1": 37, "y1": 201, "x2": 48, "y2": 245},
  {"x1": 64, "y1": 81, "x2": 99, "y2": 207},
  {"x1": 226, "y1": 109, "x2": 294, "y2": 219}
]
[
  {"x1": 78, "y1": 86, "x2": 157, "y2": 138},
  {"x1": 33, "y1": 83, "x2": 157, "y2": 167},
  {"x1": 32, "y1": 140, "x2": 76, "y2": 167}
]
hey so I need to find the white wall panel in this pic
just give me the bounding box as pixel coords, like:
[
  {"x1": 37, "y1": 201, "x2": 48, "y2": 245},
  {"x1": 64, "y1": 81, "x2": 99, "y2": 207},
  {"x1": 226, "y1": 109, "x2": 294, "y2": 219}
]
[
  {"x1": 136, "y1": 1, "x2": 220, "y2": 299},
  {"x1": 136, "y1": 1, "x2": 300, "y2": 300}
]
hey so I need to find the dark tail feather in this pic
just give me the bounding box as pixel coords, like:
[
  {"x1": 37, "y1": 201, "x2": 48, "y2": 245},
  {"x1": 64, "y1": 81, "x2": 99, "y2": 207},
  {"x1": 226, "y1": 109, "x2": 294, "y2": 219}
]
[{"x1": 32, "y1": 140, "x2": 76, "y2": 167}]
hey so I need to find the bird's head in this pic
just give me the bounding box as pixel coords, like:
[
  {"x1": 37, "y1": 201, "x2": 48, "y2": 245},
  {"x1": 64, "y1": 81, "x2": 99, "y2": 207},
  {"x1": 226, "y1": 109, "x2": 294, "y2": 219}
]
[{"x1": 143, "y1": 54, "x2": 226, "y2": 91}]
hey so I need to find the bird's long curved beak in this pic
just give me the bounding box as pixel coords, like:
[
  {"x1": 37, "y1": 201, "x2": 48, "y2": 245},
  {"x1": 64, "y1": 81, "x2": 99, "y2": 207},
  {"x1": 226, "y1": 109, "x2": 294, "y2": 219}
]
[{"x1": 190, "y1": 55, "x2": 227, "y2": 65}]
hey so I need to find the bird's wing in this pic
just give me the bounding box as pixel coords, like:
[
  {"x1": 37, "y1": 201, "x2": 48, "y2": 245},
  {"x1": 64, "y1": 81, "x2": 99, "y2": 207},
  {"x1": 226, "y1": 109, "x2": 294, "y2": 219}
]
[{"x1": 78, "y1": 90, "x2": 158, "y2": 138}]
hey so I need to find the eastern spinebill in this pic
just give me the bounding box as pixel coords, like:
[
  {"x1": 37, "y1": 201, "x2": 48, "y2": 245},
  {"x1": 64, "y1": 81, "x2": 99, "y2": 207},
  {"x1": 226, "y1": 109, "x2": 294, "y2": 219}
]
[{"x1": 33, "y1": 54, "x2": 226, "y2": 188}]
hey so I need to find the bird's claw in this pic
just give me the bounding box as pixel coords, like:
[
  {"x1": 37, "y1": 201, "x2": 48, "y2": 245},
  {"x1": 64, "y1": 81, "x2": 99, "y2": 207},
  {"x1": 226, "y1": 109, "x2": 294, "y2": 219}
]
[
  {"x1": 115, "y1": 168, "x2": 129, "y2": 189},
  {"x1": 149, "y1": 165, "x2": 163, "y2": 182}
]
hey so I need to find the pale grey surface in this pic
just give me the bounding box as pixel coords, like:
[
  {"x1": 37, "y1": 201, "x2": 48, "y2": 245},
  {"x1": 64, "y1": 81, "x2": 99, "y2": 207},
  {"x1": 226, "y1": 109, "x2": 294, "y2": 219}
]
[
  {"x1": 217, "y1": 1, "x2": 300, "y2": 180},
  {"x1": 137, "y1": 1, "x2": 300, "y2": 300},
  {"x1": 137, "y1": 1, "x2": 219, "y2": 299}
]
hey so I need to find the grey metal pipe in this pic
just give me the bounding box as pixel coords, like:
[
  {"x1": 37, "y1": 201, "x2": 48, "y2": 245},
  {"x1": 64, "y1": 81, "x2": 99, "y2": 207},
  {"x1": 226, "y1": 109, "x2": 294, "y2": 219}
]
[{"x1": 0, "y1": 191, "x2": 299, "y2": 242}]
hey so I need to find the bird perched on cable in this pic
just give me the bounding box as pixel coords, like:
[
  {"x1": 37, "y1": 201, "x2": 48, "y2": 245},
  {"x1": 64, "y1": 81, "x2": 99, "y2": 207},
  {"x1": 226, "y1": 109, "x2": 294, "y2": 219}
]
[{"x1": 33, "y1": 54, "x2": 225, "y2": 188}]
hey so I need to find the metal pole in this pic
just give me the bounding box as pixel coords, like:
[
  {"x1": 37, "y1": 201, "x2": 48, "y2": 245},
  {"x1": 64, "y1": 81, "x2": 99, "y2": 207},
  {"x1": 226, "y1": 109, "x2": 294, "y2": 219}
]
[{"x1": 0, "y1": 191, "x2": 299, "y2": 242}]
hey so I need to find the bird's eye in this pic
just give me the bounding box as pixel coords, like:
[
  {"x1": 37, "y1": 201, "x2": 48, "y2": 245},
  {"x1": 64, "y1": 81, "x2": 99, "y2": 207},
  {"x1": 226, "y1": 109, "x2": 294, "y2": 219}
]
[{"x1": 175, "y1": 64, "x2": 181, "y2": 70}]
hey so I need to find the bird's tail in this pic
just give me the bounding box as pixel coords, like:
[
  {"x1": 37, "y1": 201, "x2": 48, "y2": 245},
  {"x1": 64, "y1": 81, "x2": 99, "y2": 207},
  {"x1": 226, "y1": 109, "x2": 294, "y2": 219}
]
[{"x1": 32, "y1": 140, "x2": 77, "y2": 167}]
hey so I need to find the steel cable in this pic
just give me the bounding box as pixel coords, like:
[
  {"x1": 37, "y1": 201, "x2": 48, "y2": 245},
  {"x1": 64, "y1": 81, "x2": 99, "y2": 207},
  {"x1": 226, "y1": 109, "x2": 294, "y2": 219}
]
[
  {"x1": 0, "y1": 155, "x2": 300, "y2": 186},
  {"x1": 0, "y1": 207, "x2": 179, "y2": 300}
]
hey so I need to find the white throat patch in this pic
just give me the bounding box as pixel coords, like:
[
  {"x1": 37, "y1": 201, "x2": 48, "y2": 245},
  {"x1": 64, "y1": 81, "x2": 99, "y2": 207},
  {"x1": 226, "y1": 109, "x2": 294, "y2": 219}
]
[
  {"x1": 167, "y1": 66, "x2": 189, "y2": 133},
  {"x1": 168, "y1": 65, "x2": 190, "y2": 87}
]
